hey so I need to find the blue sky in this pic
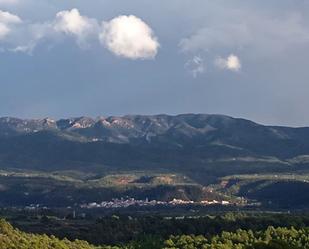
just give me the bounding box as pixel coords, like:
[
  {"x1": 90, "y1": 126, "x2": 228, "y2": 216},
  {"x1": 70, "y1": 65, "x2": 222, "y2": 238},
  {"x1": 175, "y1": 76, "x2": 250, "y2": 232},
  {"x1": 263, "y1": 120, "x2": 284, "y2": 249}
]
[{"x1": 0, "y1": 0, "x2": 309, "y2": 126}]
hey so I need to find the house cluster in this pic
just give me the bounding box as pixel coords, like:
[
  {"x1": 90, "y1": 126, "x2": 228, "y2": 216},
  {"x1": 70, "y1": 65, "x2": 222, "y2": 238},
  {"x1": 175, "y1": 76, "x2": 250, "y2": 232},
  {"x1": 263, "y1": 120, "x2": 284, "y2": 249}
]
[
  {"x1": 200, "y1": 200, "x2": 230, "y2": 205},
  {"x1": 80, "y1": 198, "x2": 231, "y2": 209}
]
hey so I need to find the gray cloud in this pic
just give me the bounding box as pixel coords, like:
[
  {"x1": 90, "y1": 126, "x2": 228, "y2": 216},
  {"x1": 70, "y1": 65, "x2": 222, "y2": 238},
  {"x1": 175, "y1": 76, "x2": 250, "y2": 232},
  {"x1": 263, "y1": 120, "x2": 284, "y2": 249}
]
[
  {"x1": 0, "y1": 0, "x2": 18, "y2": 5},
  {"x1": 185, "y1": 55, "x2": 206, "y2": 78},
  {"x1": 179, "y1": 12, "x2": 309, "y2": 58}
]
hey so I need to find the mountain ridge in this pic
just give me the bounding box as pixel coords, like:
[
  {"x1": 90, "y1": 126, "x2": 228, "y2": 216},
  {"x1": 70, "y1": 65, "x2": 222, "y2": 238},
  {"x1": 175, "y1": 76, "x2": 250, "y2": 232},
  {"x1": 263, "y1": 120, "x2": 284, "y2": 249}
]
[
  {"x1": 2, "y1": 113, "x2": 307, "y2": 137},
  {"x1": 0, "y1": 113, "x2": 309, "y2": 182}
]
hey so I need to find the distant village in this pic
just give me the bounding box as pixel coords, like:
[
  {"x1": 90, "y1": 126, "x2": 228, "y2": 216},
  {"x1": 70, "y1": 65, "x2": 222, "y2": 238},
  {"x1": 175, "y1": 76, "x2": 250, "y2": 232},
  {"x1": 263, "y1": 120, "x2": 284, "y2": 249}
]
[{"x1": 80, "y1": 198, "x2": 234, "y2": 209}]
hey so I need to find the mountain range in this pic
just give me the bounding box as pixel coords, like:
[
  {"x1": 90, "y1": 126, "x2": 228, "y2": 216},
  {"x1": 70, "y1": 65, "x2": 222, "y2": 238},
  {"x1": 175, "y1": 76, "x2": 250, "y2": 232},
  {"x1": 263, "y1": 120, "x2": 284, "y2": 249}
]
[
  {"x1": 0, "y1": 114, "x2": 309, "y2": 207},
  {"x1": 0, "y1": 114, "x2": 309, "y2": 181}
]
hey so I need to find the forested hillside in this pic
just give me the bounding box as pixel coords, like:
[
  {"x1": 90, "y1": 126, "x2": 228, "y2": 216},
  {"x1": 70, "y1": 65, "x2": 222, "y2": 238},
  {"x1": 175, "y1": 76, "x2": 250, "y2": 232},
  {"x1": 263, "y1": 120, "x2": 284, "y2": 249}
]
[
  {"x1": 0, "y1": 219, "x2": 102, "y2": 249},
  {"x1": 1, "y1": 219, "x2": 309, "y2": 249}
]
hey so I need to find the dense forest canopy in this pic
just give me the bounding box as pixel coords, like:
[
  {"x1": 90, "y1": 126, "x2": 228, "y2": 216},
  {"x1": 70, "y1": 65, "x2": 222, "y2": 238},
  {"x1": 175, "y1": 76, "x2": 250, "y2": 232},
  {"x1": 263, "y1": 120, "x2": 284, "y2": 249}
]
[{"x1": 1, "y1": 219, "x2": 309, "y2": 249}]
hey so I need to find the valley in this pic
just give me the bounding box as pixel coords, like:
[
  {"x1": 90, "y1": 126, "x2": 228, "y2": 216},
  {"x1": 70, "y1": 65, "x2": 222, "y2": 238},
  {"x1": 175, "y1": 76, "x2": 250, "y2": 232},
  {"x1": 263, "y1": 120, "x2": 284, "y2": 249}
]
[{"x1": 1, "y1": 114, "x2": 309, "y2": 248}]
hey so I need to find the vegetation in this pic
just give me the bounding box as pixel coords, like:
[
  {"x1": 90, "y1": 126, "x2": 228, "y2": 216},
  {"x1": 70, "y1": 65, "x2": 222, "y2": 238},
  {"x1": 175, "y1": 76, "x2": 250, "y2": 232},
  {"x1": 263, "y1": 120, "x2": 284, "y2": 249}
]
[
  {"x1": 2, "y1": 114, "x2": 309, "y2": 187},
  {"x1": 163, "y1": 227, "x2": 309, "y2": 249},
  {"x1": 2, "y1": 169, "x2": 309, "y2": 208},
  {"x1": 9, "y1": 212, "x2": 309, "y2": 246},
  {"x1": 0, "y1": 170, "x2": 224, "y2": 207},
  {"x1": 0, "y1": 219, "x2": 104, "y2": 249},
  {"x1": 1, "y1": 218, "x2": 309, "y2": 249},
  {"x1": 2, "y1": 115, "x2": 309, "y2": 209},
  {"x1": 214, "y1": 174, "x2": 309, "y2": 207}
]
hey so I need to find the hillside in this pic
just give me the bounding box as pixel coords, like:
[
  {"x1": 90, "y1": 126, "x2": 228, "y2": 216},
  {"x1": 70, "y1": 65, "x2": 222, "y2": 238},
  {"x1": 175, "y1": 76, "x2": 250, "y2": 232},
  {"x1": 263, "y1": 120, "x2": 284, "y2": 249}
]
[
  {"x1": 1, "y1": 114, "x2": 309, "y2": 207},
  {"x1": 0, "y1": 219, "x2": 102, "y2": 249},
  {"x1": 0, "y1": 114, "x2": 309, "y2": 177},
  {"x1": 1, "y1": 219, "x2": 309, "y2": 249}
]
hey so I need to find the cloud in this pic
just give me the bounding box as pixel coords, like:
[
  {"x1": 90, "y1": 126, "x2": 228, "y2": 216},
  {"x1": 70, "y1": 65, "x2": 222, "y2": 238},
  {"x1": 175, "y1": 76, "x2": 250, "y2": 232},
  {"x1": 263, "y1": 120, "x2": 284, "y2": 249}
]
[
  {"x1": 9, "y1": 42, "x2": 36, "y2": 53},
  {"x1": 0, "y1": 10, "x2": 160, "y2": 59},
  {"x1": 0, "y1": 10, "x2": 21, "y2": 39},
  {"x1": 0, "y1": 16, "x2": 52, "y2": 53},
  {"x1": 179, "y1": 13, "x2": 309, "y2": 57},
  {"x1": 99, "y1": 15, "x2": 159, "y2": 59},
  {"x1": 0, "y1": 0, "x2": 18, "y2": 5},
  {"x1": 0, "y1": 23, "x2": 9, "y2": 39},
  {"x1": 185, "y1": 55, "x2": 206, "y2": 78},
  {"x1": 53, "y1": 8, "x2": 98, "y2": 43},
  {"x1": 214, "y1": 54, "x2": 241, "y2": 72},
  {"x1": 0, "y1": 10, "x2": 21, "y2": 24},
  {"x1": 0, "y1": 8, "x2": 99, "y2": 53}
]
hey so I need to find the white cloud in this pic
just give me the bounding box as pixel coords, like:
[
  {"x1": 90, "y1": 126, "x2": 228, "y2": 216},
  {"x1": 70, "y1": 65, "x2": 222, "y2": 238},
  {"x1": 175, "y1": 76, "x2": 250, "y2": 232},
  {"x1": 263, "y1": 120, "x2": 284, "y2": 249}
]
[
  {"x1": 99, "y1": 15, "x2": 159, "y2": 59},
  {"x1": 0, "y1": 18, "x2": 52, "y2": 54},
  {"x1": 0, "y1": 10, "x2": 21, "y2": 39},
  {"x1": 53, "y1": 9, "x2": 98, "y2": 39},
  {"x1": 0, "y1": 10, "x2": 160, "y2": 59},
  {"x1": 9, "y1": 42, "x2": 36, "y2": 53},
  {"x1": 185, "y1": 55, "x2": 206, "y2": 78},
  {"x1": 214, "y1": 54, "x2": 241, "y2": 72},
  {"x1": 1, "y1": 8, "x2": 99, "y2": 53},
  {"x1": 0, "y1": 10, "x2": 21, "y2": 24},
  {"x1": 0, "y1": 22, "x2": 9, "y2": 39}
]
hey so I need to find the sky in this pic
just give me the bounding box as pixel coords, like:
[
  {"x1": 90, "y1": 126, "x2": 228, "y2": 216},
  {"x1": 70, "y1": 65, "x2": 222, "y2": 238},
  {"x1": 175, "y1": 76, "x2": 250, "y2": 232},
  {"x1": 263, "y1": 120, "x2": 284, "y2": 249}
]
[{"x1": 0, "y1": 0, "x2": 309, "y2": 126}]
